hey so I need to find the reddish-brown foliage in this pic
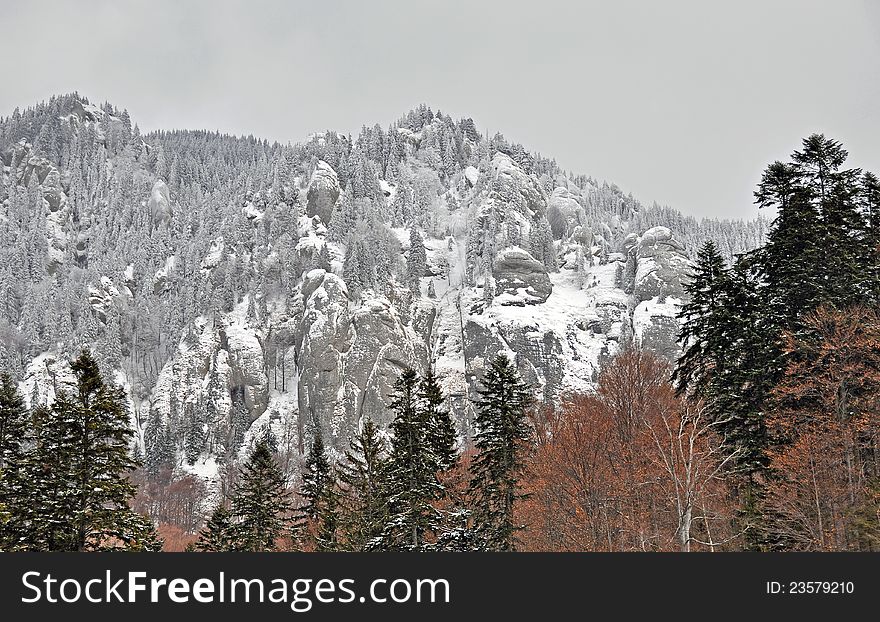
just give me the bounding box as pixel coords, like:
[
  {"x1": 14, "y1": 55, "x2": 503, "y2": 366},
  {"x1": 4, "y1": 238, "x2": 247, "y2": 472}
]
[
  {"x1": 157, "y1": 523, "x2": 199, "y2": 551},
  {"x1": 765, "y1": 306, "x2": 880, "y2": 550},
  {"x1": 519, "y1": 347, "x2": 739, "y2": 551}
]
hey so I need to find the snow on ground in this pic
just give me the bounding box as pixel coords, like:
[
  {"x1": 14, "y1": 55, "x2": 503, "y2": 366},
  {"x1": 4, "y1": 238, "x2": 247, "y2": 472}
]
[
  {"x1": 153, "y1": 254, "x2": 176, "y2": 284},
  {"x1": 295, "y1": 214, "x2": 327, "y2": 252},
  {"x1": 484, "y1": 257, "x2": 629, "y2": 396},
  {"x1": 113, "y1": 369, "x2": 142, "y2": 452},
  {"x1": 240, "y1": 389, "x2": 299, "y2": 462},
  {"x1": 426, "y1": 232, "x2": 469, "y2": 398},
  {"x1": 633, "y1": 296, "x2": 683, "y2": 342},
  {"x1": 378, "y1": 178, "x2": 396, "y2": 203}
]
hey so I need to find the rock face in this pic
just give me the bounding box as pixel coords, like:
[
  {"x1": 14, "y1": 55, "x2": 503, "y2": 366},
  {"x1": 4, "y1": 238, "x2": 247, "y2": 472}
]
[
  {"x1": 492, "y1": 247, "x2": 553, "y2": 305},
  {"x1": 488, "y1": 153, "x2": 546, "y2": 217},
  {"x1": 344, "y1": 297, "x2": 426, "y2": 432},
  {"x1": 306, "y1": 160, "x2": 340, "y2": 225},
  {"x1": 295, "y1": 268, "x2": 427, "y2": 447},
  {"x1": 547, "y1": 186, "x2": 582, "y2": 238},
  {"x1": 5, "y1": 144, "x2": 71, "y2": 272},
  {"x1": 295, "y1": 269, "x2": 352, "y2": 444},
  {"x1": 626, "y1": 226, "x2": 688, "y2": 302},
  {"x1": 148, "y1": 180, "x2": 172, "y2": 225},
  {"x1": 624, "y1": 226, "x2": 689, "y2": 359},
  {"x1": 145, "y1": 306, "x2": 270, "y2": 455},
  {"x1": 11, "y1": 97, "x2": 754, "y2": 490}
]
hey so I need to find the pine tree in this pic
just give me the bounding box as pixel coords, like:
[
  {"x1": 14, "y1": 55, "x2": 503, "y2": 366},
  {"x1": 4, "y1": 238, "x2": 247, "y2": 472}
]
[
  {"x1": 315, "y1": 483, "x2": 340, "y2": 552},
  {"x1": 300, "y1": 427, "x2": 331, "y2": 520},
  {"x1": 15, "y1": 351, "x2": 159, "y2": 551},
  {"x1": 184, "y1": 405, "x2": 204, "y2": 465},
  {"x1": 407, "y1": 227, "x2": 427, "y2": 293},
  {"x1": 673, "y1": 241, "x2": 730, "y2": 398},
  {"x1": 144, "y1": 409, "x2": 173, "y2": 476},
  {"x1": 231, "y1": 440, "x2": 293, "y2": 551},
  {"x1": 862, "y1": 171, "x2": 880, "y2": 245},
  {"x1": 419, "y1": 367, "x2": 457, "y2": 473},
  {"x1": 0, "y1": 373, "x2": 27, "y2": 470},
  {"x1": 337, "y1": 417, "x2": 388, "y2": 551},
  {"x1": 381, "y1": 368, "x2": 441, "y2": 550},
  {"x1": 0, "y1": 375, "x2": 28, "y2": 550},
  {"x1": 298, "y1": 426, "x2": 340, "y2": 550},
  {"x1": 469, "y1": 354, "x2": 533, "y2": 551},
  {"x1": 194, "y1": 503, "x2": 237, "y2": 552}
]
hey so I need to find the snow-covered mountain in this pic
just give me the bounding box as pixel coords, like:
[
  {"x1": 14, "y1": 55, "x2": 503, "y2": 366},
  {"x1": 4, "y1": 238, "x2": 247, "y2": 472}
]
[{"x1": 0, "y1": 94, "x2": 767, "y2": 485}]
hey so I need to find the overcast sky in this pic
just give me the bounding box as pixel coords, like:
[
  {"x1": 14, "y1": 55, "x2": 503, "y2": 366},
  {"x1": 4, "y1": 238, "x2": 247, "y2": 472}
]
[{"x1": 2, "y1": 0, "x2": 879, "y2": 219}]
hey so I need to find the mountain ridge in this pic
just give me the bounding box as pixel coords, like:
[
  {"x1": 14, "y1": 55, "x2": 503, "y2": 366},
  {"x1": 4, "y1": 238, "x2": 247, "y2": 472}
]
[{"x1": 0, "y1": 92, "x2": 767, "y2": 492}]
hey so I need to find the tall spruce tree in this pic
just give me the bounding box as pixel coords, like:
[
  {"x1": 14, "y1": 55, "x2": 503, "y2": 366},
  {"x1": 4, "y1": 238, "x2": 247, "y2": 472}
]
[
  {"x1": 862, "y1": 171, "x2": 880, "y2": 246},
  {"x1": 315, "y1": 482, "x2": 340, "y2": 552},
  {"x1": 469, "y1": 354, "x2": 533, "y2": 551},
  {"x1": 673, "y1": 135, "x2": 880, "y2": 549},
  {"x1": 337, "y1": 417, "x2": 388, "y2": 551},
  {"x1": 13, "y1": 403, "x2": 74, "y2": 550},
  {"x1": 0, "y1": 374, "x2": 27, "y2": 470},
  {"x1": 381, "y1": 368, "x2": 441, "y2": 550},
  {"x1": 407, "y1": 227, "x2": 427, "y2": 293},
  {"x1": 300, "y1": 426, "x2": 332, "y2": 520},
  {"x1": 673, "y1": 241, "x2": 730, "y2": 398},
  {"x1": 7, "y1": 352, "x2": 160, "y2": 551},
  {"x1": 419, "y1": 367, "x2": 457, "y2": 473},
  {"x1": 194, "y1": 503, "x2": 236, "y2": 552},
  {"x1": 231, "y1": 439, "x2": 293, "y2": 551},
  {"x1": 47, "y1": 351, "x2": 158, "y2": 550}
]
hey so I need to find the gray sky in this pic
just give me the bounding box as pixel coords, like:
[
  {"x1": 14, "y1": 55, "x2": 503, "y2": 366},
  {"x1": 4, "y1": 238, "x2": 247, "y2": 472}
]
[{"x1": 3, "y1": 0, "x2": 879, "y2": 219}]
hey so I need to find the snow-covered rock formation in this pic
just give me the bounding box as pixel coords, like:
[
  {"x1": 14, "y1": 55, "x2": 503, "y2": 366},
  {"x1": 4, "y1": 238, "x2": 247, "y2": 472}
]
[{"x1": 1, "y1": 95, "x2": 767, "y2": 487}]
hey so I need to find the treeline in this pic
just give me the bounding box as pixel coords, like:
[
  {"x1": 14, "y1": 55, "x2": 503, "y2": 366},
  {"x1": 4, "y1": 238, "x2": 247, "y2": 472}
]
[
  {"x1": 0, "y1": 351, "x2": 535, "y2": 552},
  {"x1": 192, "y1": 357, "x2": 533, "y2": 551}
]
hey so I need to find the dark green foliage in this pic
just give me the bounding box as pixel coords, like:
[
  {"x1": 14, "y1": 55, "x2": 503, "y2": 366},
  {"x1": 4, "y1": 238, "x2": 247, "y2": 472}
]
[
  {"x1": 381, "y1": 368, "x2": 442, "y2": 550},
  {"x1": 231, "y1": 439, "x2": 293, "y2": 551},
  {"x1": 419, "y1": 367, "x2": 457, "y2": 473},
  {"x1": 674, "y1": 135, "x2": 880, "y2": 547},
  {"x1": 673, "y1": 241, "x2": 729, "y2": 398},
  {"x1": 300, "y1": 427, "x2": 332, "y2": 521},
  {"x1": 468, "y1": 354, "x2": 533, "y2": 551},
  {"x1": 0, "y1": 373, "x2": 27, "y2": 469},
  {"x1": 0, "y1": 374, "x2": 29, "y2": 549},
  {"x1": 337, "y1": 417, "x2": 388, "y2": 551},
  {"x1": 3, "y1": 351, "x2": 160, "y2": 551},
  {"x1": 194, "y1": 503, "x2": 237, "y2": 552},
  {"x1": 315, "y1": 483, "x2": 341, "y2": 552},
  {"x1": 144, "y1": 409, "x2": 174, "y2": 475},
  {"x1": 183, "y1": 403, "x2": 204, "y2": 465},
  {"x1": 298, "y1": 426, "x2": 340, "y2": 550}
]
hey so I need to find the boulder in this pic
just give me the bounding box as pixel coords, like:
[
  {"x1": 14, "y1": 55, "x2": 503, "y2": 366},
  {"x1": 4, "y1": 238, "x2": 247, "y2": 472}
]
[{"x1": 492, "y1": 247, "x2": 552, "y2": 305}]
